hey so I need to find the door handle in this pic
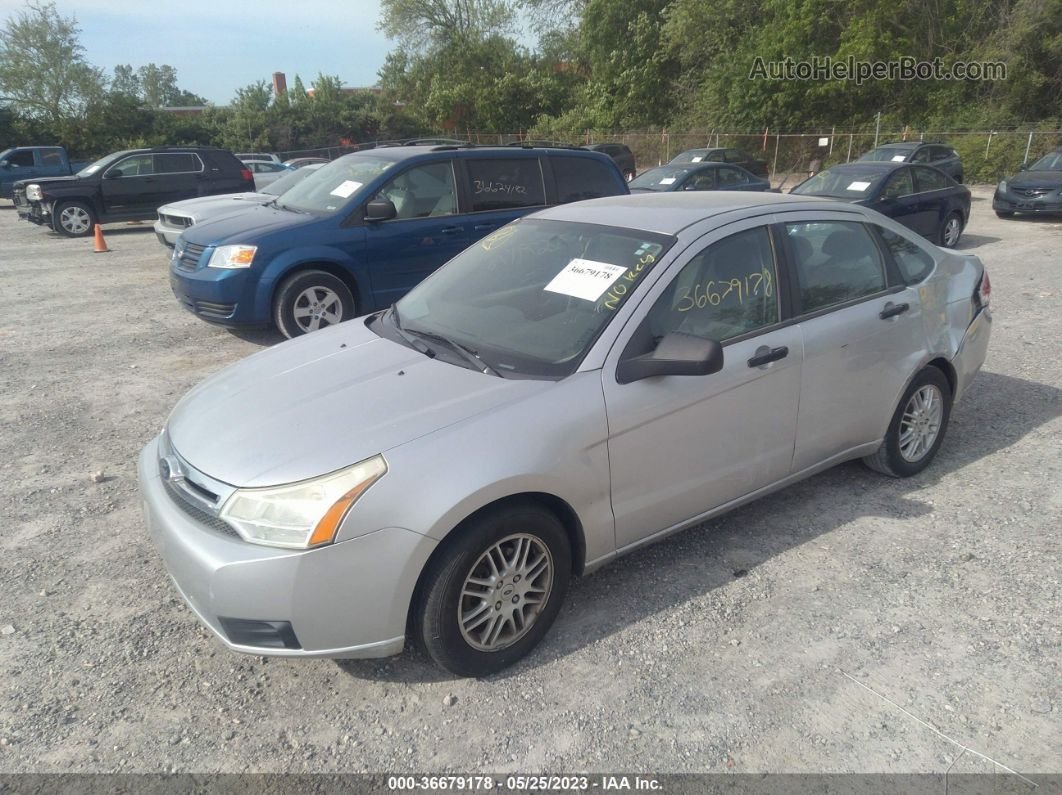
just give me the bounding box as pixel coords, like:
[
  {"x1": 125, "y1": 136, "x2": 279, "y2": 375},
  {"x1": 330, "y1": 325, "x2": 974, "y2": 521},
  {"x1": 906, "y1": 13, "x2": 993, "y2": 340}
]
[
  {"x1": 880, "y1": 302, "x2": 910, "y2": 320},
  {"x1": 747, "y1": 345, "x2": 788, "y2": 368},
  {"x1": 440, "y1": 226, "x2": 463, "y2": 235},
  {"x1": 473, "y1": 223, "x2": 497, "y2": 232}
]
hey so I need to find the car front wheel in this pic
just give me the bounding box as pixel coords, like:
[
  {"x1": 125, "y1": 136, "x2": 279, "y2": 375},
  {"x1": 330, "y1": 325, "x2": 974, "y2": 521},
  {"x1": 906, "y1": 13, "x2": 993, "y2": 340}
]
[
  {"x1": 864, "y1": 366, "x2": 953, "y2": 478},
  {"x1": 273, "y1": 269, "x2": 356, "y2": 338},
  {"x1": 415, "y1": 503, "x2": 571, "y2": 677},
  {"x1": 53, "y1": 201, "x2": 95, "y2": 237}
]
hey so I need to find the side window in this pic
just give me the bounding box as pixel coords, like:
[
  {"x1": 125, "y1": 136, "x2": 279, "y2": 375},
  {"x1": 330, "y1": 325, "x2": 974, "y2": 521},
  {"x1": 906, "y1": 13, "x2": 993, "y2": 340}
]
[
  {"x1": 930, "y1": 146, "x2": 950, "y2": 162},
  {"x1": 686, "y1": 170, "x2": 716, "y2": 190},
  {"x1": 913, "y1": 166, "x2": 948, "y2": 192},
  {"x1": 110, "y1": 154, "x2": 154, "y2": 177},
  {"x1": 467, "y1": 158, "x2": 545, "y2": 211},
  {"x1": 706, "y1": 150, "x2": 725, "y2": 162},
  {"x1": 717, "y1": 167, "x2": 748, "y2": 187},
  {"x1": 882, "y1": 168, "x2": 914, "y2": 198},
  {"x1": 552, "y1": 158, "x2": 618, "y2": 203},
  {"x1": 40, "y1": 149, "x2": 63, "y2": 167},
  {"x1": 911, "y1": 148, "x2": 931, "y2": 163},
  {"x1": 155, "y1": 153, "x2": 201, "y2": 174},
  {"x1": 877, "y1": 226, "x2": 935, "y2": 283},
  {"x1": 375, "y1": 162, "x2": 457, "y2": 220},
  {"x1": 8, "y1": 150, "x2": 36, "y2": 167},
  {"x1": 786, "y1": 221, "x2": 887, "y2": 313},
  {"x1": 724, "y1": 149, "x2": 746, "y2": 163},
  {"x1": 646, "y1": 226, "x2": 779, "y2": 342}
]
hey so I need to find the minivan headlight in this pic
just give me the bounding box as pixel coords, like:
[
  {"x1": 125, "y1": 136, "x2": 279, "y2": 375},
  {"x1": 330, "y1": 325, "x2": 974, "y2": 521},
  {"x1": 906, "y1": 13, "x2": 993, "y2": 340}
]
[
  {"x1": 26, "y1": 184, "x2": 43, "y2": 201},
  {"x1": 208, "y1": 244, "x2": 257, "y2": 269},
  {"x1": 219, "y1": 455, "x2": 387, "y2": 549}
]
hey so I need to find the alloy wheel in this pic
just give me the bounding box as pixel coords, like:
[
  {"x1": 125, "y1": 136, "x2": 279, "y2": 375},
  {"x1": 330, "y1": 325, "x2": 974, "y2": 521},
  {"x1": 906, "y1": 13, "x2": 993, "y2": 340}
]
[
  {"x1": 898, "y1": 384, "x2": 943, "y2": 462},
  {"x1": 292, "y1": 286, "x2": 344, "y2": 333}
]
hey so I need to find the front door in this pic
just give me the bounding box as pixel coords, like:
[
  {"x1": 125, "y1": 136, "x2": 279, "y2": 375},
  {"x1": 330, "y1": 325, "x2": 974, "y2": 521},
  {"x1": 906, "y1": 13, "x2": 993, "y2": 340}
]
[
  {"x1": 602, "y1": 223, "x2": 803, "y2": 551},
  {"x1": 101, "y1": 153, "x2": 158, "y2": 216}
]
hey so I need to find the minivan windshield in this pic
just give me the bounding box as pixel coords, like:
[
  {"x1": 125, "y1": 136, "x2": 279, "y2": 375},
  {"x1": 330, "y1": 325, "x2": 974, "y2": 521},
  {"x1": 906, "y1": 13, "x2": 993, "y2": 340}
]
[
  {"x1": 275, "y1": 154, "x2": 395, "y2": 214},
  {"x1": 391, "y1": 219, "x2": 673, "y2": 378},
  {"x1": 262, "y1": 163, "x2": 323, "y2": 196}
]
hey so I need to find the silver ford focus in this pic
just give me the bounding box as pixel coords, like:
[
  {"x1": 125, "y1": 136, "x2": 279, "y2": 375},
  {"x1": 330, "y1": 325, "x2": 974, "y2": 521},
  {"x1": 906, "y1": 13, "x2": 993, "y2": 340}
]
[{"x1": 139, "y1": 193, "x2": 991, "y2": 676}]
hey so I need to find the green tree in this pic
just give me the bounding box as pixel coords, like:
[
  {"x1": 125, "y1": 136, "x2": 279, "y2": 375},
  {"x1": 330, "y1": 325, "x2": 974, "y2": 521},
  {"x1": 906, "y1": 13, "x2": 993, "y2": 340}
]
[
  {"x1": 379, "y1": 0, "x2": 517, "y2": 49},
  {"x1": 0, "y1": 1, "x2": 105, "y2": 123}
]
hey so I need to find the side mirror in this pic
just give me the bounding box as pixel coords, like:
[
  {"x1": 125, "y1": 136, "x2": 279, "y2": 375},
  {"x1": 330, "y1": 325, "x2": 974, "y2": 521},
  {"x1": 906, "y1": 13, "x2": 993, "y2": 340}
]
[
  {"x1": 104, "y1": 169, "x2": 122, "y2": 179},
  {"x1": 616, "y1": 333, "x2": 724, "y2": 384},
  {"x1": 365, "y1": 199, "x2": 397, "y2": 222},
  {"x1": 1019, "y1": 163, "x2": 1028, "y2": 171}
]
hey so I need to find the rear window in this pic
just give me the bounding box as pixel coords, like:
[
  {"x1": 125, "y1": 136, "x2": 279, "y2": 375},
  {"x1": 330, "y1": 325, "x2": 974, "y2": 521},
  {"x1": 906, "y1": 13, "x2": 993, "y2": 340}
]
[
  {"x1": 913, "y1": 166, "x2": 950, "y2": 192},
  {"x1": 876, "y1": 226, "x2": 935, "y2": 283},
  {"x1": 155, "y1": 153, "x2": 202, "y2": 174},
  {"x1": 552, "y1": 157, "x2": 620, "y2": 203},
  {"x1": 467, "y1": 158, "x2": 546, "y2": 211}
]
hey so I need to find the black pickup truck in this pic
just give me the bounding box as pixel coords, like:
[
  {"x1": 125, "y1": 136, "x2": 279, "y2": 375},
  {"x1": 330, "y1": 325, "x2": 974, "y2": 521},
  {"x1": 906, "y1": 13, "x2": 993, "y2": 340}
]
[{"x1": 14, "y1": 146, "x2": 253, "y2": 237}]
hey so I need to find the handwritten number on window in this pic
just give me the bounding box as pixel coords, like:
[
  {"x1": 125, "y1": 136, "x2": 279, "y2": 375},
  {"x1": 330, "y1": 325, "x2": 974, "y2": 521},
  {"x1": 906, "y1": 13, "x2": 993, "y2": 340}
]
[{"x1": 675, "y1": 268, "x2": 773, "y2": 313}]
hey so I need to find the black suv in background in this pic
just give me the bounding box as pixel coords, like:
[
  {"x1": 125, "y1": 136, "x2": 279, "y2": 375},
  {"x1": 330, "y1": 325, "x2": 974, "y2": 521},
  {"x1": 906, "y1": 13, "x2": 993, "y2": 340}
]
[
  {"x1": 857, "y1": 142, "x2": 964, "y2": 182},
  {"x1": 586, "y1": 143, "x2": 637, "y2": 181},
  {"x1": 668, "y1": 147, "x2": 770, "y2": 179},
  {"x1": 14, "y1": 146, "x2": 253, "y2": 237}
]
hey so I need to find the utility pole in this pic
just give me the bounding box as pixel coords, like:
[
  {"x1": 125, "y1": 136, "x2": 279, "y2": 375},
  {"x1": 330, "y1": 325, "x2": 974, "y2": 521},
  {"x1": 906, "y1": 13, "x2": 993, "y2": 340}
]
[{"x1": 874, "y1": 112, "x2": 881, "y2": 147}]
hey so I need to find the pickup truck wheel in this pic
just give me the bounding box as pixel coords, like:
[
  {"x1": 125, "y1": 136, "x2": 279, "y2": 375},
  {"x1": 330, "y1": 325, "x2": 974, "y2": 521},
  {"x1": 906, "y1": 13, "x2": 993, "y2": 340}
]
[
  {"x1": 53, "y1": 201, "x2": 95, "y2": 237},
  {"x1": 273, "y1": 270, "x2": 356, "y2": 339}
]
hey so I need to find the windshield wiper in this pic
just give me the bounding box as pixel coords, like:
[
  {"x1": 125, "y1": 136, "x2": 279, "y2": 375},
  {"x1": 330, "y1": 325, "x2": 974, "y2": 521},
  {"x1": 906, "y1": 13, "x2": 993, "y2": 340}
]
[
  {"x1": 403, "y1": 326, "x2": 502, "y2": 377},
  {"x1": 388, "y1": 304, "x2": 436, "y2": 359}
]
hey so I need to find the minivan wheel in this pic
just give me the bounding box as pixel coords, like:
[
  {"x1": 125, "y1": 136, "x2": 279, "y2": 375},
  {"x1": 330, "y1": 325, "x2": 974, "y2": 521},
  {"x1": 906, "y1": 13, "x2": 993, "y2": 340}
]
[
  {"x1": 273, "y1": 270, "x2": 356, "y2": 338},
  {"x1": 938, "y1": 212, "x2": 963, "y2": 247},
  {"x1": 416, "y1": 504, "x2": 571, "y2": 677},
  {"x1": 863, "y1": 367, "x2": 953, "y2": 478},
  {"x1": 53, "y1": 201, "x2": 95, "y2": 237}
]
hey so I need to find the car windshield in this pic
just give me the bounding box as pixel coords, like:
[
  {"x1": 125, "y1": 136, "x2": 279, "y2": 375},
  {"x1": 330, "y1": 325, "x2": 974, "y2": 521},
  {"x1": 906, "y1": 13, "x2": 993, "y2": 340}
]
[
  {"x1": 858, "y1": 147, "x2": 913, "y2": 163},
  {"x1": 792, "y1": 168, "x2": 885, "y2": 198},
  {"x1": 671, "y1": 150, "x2": 713, "y2": 164},
  {"x1": 629, "y1": 166, "x2": 693, "y2": 191},
  {"x1": 262, "y1": 164, "x2": 322, "y2": 196},
  {"x1": 76, "y1": 151, "x2": 128, "y2": 177},
  {"x1": 391, "y1": 218, "x2": 674, "y2": 378},
  {"x1": 1029, "y1": 151, "x2": 1062, "y2": 171},
  {"x1": 274, "y1": 154, "x2": 395, "y2": 214}
]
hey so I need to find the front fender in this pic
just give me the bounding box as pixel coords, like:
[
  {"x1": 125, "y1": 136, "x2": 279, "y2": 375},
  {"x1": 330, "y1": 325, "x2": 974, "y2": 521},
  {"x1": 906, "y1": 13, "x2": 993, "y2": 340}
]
[{"x1": 256, "y1": 236, "x2": 369, "y2": 315}]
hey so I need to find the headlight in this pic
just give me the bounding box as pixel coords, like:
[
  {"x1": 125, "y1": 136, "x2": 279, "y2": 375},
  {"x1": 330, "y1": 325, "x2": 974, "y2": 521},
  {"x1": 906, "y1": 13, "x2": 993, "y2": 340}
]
[
  {"x1": 219, "y1": 455, "x2": 387, "y2": 549},
  {"x1": 998, "y1": 180, "x2": 1007, "y2": 194},
  {"x1": 26, "y1": 184, "x2": 43, "y2": 201},
  {"x1": 208, "y1": 244, "x2": 257, "y2": 269}
]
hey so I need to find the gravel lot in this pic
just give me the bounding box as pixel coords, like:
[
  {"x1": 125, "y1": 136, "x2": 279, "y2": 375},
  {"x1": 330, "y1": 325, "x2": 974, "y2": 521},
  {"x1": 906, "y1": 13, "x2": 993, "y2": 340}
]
[{"x1": 0, "y1": 191, "x2": 1058, "y2": 782}]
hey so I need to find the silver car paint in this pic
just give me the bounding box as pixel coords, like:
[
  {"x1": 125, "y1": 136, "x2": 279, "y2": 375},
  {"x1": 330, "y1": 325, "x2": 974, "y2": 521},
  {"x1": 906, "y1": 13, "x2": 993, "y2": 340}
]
[
  {"x1": 141, "y1": 192, "x2": 991, "y2": 658},
  {"x1": 153, "y1": 193, "x2": 272, "y2": 247}
]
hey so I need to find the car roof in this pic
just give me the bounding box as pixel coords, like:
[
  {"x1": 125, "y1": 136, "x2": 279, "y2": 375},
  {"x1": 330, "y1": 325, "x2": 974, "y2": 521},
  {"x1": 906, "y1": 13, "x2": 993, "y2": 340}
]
[
  {"x1": 875, "y1": 142, "x2": 922, "y2": 150},
  {"x1": 532, "y1": 192, "x2": 836, "y2": 235},
  {"x1": 826, "y1": 161, "x2": 905, "y2": 173},
  {"x1": 338, "y1": 145, "x2": 612, "y2": 164}
]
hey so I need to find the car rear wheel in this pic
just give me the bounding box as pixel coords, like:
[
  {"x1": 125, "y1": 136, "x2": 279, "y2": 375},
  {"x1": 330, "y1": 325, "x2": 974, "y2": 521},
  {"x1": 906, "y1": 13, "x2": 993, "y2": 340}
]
[
  {"x1": 995, "y1": 210, "x2": 1014, "y2": 218},
  {"x1": 938, "y1": 212, "x2": 963, "y2": 247},
  {"x1": 863, "y1": 367, "x2": 953, "y2": 478},
  {"x1": 415, "y1": 503, "x2": 571, "y2": 677},
  {"x1": 53, "y1": 201, "x2": 95, "y2": 237},
  {"x1": 273, "y1": 269, "x2": 356, "y2": 338}
]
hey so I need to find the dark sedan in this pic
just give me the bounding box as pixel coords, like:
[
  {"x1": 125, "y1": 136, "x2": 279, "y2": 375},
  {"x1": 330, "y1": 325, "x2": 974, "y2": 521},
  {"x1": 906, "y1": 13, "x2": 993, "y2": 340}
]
[
  {"x1": 630, "y1": 162, "x2": 771, "y2": 193},
  {"x1": 993, "y1": 149, "x2": 1062, "y2": 218},
  {"x1": 858, "y1": 142, "x2": 964, "y2": 183},
  {"x1": 791, "y1": 161, "x2": 970, "y2": 247},
  {"x1": 669, "y1": 147, "x2": 769, "y2": 178}
]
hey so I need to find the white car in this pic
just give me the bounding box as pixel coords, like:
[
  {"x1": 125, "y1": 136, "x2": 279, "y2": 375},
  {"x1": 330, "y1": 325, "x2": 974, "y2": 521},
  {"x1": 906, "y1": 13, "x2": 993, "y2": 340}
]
[{"x1": 153, "y1": 164, "x2": 323, "y2": 247}]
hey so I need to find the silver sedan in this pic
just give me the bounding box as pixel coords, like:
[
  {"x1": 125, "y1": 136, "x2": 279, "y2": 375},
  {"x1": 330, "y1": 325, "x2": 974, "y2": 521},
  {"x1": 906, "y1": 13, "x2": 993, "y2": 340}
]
[{"x1": 139, "y1": 193, "x2": 991, "y2": 676}]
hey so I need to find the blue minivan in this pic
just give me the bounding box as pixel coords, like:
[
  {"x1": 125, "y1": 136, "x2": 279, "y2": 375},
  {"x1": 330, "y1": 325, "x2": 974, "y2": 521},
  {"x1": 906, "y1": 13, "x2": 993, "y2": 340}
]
[{"x1": 169, "y1": 145, "x2": 629, "y2": 337}]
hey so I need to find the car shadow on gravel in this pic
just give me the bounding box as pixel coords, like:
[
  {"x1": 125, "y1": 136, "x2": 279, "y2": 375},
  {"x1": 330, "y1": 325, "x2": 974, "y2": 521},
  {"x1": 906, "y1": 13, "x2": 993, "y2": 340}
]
[
  {"x1": 336, "y1": 370, "x2": 1061, "y2": 682},
  {"x1": 955, "y1": 233, "x2": 1001, "y2": 249},
  {"x1": 226, "y1": 327, "x2": 286, "y2": 347}
]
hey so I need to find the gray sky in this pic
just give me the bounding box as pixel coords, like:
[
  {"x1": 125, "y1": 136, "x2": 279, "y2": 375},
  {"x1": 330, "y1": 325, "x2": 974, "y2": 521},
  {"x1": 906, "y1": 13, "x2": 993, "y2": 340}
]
[{"x1": 0, "y1": 0, "x2": 394, "y2": 104}]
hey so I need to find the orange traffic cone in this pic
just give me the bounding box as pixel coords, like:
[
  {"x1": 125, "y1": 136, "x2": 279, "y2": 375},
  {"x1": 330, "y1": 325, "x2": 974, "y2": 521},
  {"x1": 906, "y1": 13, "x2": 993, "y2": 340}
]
[{"x1": 93, "y1": 224, "x2": 109, "y2": 253}]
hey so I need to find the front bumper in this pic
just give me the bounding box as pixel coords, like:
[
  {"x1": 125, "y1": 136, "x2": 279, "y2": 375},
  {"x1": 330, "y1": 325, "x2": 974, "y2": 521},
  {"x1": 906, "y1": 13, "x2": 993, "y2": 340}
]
[
  {"x1": 168, "y1": 251, "x2": 264, "y2": 326},
  {"x1": 993, "y1": 190, "x2": 1062, "y2": 214},
  {"x1": 138, "y1": 437, "x2": 437, "y2": 658},
  {"x1": 154, "y1": 219, "x2": 179, "y2": 248}
]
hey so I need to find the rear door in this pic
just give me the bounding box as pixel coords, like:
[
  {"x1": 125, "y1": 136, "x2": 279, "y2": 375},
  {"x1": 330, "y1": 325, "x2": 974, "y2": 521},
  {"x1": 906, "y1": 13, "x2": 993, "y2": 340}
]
[
  {"x1": 878, "y1": 167, "x2": 935, "y2": 237},
  {"x1": 911, "y1": 165, "x2": 955, "y2": 232},
  {"x1": 154, "y1": 153, "x2": 204, "y2": 206},
  {"x1": 460, "y1": 155, "x2": 548, "y2": 240}
]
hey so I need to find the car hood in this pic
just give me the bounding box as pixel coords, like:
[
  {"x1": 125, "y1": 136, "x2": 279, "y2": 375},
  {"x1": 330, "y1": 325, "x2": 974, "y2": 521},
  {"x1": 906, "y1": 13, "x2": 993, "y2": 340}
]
[
  {"x1": 1007, "y1": 170, "x2": 1062, "y2": 190},
  {"x1": 181, "y1": 203, "x2": 316, "y2": 246},
  {"x1": 13, "y1": 174, "x2": 79, "y2": 190},
  {"x1": 160, "y1": 192, "x2": 271, "y2": 219},
  {"x1": 166, "y1": 320, "x2": 551, "y2": 487}
]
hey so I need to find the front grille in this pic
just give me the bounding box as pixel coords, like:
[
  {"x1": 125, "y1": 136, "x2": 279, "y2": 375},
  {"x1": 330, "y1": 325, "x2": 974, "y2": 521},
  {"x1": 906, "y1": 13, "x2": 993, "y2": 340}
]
[
  {"x1": 176, "y1": 242, "x2": 207, "y2": 272},
  {"x1": 161, "y1": 475, "x2": 240, "y2": 539},
  {"x1": 194, "y1": 300, "x2": 236, "y2": 320},
  {"x1": 160, "y1": 213, "x2": 193, "y2": 229},
  {"x1": 1017, "y1": 188, "x2": 1051, "y2": 198}
]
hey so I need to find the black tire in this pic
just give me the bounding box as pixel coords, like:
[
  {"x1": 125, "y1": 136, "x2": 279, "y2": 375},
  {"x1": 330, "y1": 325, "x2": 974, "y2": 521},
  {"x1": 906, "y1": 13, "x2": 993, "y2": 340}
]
[
  {"x1": 863, "y1": 367, "x2": 953, "y2": 478},
  {"x1": 273, "y1": 269, "x2": 356, "y2": 339},
  {"x1": 415, "y1": 503, "x2": 571, "y2": 677},
  {"x1": 52, "y1": 200, "x2": 95, "y2": 237},
  {"x1": 937, "y1": 211, "x2": 963, "y2": 247},
  {"x1": 995, "y1": 210, "x2": 1014, "y2": 219}
]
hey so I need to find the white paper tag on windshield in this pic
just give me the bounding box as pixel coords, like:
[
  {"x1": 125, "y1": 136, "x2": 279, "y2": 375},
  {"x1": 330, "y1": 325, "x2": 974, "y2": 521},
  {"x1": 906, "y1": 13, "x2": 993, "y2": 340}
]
[
  {"x1": 660, "y1": 177, "x2": 677, "y2": 185},
  {"x1": 691, "y1": 157, "x2": 703, "y2": 163},
  {"x1": 545, "y1": 259, "x2": 627, "y2": 301},
  {"x1": 847, "y1": 181, "x2": 871, "y2": 191},
  {"x1": 891, "y1": 155, "x2": 906, "y2": 162},
  {"x1": 329, "y1": 180, "x2": 362, "y2": 198}
]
